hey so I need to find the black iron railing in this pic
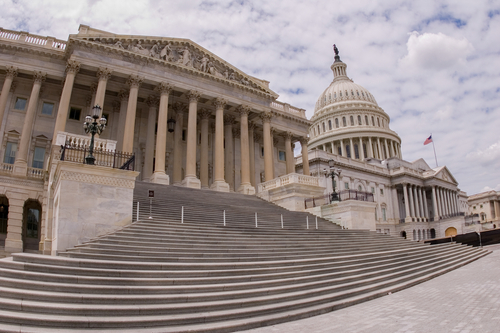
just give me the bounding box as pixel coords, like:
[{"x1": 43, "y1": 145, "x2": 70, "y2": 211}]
[
  {"x1": 305, "y1": 190, "x2": 374, "y2": 209},
  {"x1": 59, "y1": 145, "x2": 135, "y2": 171}
]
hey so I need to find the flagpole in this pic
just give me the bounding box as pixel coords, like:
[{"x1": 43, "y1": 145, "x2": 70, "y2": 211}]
[{"x1": 431, "y1": 134, "x2": 438, "y2": 167}]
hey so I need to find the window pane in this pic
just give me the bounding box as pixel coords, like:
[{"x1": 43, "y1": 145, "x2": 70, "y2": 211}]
[
  {"x1": 69, "y1": 107, "x2": 81, "y2": 120},
  {"x1": 278, "y1": 151, "x2": 286, "y2": 161},
  {"x1": 3, "y1": 142, "x2": 17, "y2": 164},
  {"x1": 32, "y1": 147, "x2": 45, "y2": 169},
  {"x1": 14, "y1": 97, "x2": 27, "y2": 110},
  {"x1": 41, "y1": 102, "x2": 54, "y2": 115}
]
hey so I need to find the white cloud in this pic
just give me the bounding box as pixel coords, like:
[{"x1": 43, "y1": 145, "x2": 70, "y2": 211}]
[{"x1": 400, "y1": 32, "x2": 474, "y2": 70}]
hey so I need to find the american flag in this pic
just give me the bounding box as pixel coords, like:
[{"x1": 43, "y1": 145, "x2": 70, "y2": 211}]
[{"x1": 424, "y1": 135, "x2": 433, "y2": 145}]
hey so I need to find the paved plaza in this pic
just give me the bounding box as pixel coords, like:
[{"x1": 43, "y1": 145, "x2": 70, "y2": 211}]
[{"x1": 244, "y1": 244, "x2": 500, "y2": 333}]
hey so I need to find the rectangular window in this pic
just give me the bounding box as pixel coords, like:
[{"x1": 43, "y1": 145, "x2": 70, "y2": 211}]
[
  {"x1": 344, "y1": 182, "x2": 349, "y2": 189},
  {"x1": 278, "y1": 150, "x2": 286, "y2": 161},
  {"x1": 69, "y1": 107, "x2": 81, "y2": 121},
  {"x1": 41, "y1": 102, "x2": 54, "y2": 116},
  {"x1": 382, "y1": 208, "x2": 387, "y2": 221},
  {"x1": 380, "y1": 189, "x2": 384, "y2": 195},
  {"x1": 371, "y1": 187, "x2": 375, "y2": 193},
  {"x1": 14, "y1": 97, "x2": 27, "y2": 110},
  {"x1": 3, "y1": 142, "x2": 17, "y2": 164},
  {"x1": 32, "y1": 147, "x2": 45, "y2": 169}
]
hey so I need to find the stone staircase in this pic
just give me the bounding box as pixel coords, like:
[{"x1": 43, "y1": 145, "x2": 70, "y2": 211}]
[{"x1": 0, "y1": 181, "x2": 490, "y2": 332}]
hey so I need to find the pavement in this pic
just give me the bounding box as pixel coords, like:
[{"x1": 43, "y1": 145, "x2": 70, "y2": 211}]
[{"x1": 243, "y1": 244, "x2": 500, "y2": 333}]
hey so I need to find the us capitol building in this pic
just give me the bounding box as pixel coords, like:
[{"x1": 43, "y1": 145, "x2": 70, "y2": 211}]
[{"x1": 0, "y1": 25, "x2": 474, "y2": 254}]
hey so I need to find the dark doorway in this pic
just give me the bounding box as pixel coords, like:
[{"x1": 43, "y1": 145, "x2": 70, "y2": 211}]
[
  {"x1": 401, "y1": 231, "x2": 407, "y2": 239},
  {"x1": 0, "y1": 196, "x2": 8, "y2": 247},
  {"x1": 22, "y1": 200, "x2": 42, "y2": 251}
]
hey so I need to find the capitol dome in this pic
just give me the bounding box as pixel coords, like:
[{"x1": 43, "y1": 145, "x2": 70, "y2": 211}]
[{"x1": 308, "y1": 48, "x2": 402, "y2": 161}]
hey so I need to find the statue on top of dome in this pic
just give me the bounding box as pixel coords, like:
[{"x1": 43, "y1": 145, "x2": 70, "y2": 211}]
[{"x1": 333, "y1": 44, "x2": 339, "y2": 56}]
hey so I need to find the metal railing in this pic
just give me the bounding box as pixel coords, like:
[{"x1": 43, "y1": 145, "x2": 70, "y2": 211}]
[
  {"x1": 305, "y1": 190, "x2": 374, "y2": 209},
  {"x1": 59, "y1": 145, "x2": 135, "y2": 171}
]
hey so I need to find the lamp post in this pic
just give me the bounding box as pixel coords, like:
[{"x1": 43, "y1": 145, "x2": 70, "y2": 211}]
[
  {"x1": 83, "y1": 105, "x2": 107, "y2": 165},
  {"x1": 325, "y1": 159, "x2": 342, "y2": 203}
]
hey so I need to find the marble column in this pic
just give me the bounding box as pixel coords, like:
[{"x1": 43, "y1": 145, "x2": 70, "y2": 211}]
[
  {"x1": 432, "y1": 186, "x2": 440, "y2": 221},
  {"x1": 423, "y1": 189, "x2": 429, "y2": 219},
  {"x1": 13, "y1": 71, "x2": 46, "y2": 177},
  {"x1": 300, "y1": 137, "x2": 310, "y2": 176},
  {"x1": 143, "y1": 95, "x2": 159, "y2": 180},
  {"x1": 150, "y1": 82, "x2": 172, "y2": 184},
  {"x1": 377, "y1": 138, "x2": 382, "y2": 160},
  {"x1": 284, "y1": 131, "x2": 294, "y2": 174},
  {"x1": 224, "y1": 114, "x2": 235, "y2": 190},
  {"x1": 122, "y1": 75, "x2": 143, "y2": 153},
  {"x1": 182, "y1": 90, "x2": 201, "y2": 189},
  {"x1": 403, "y1": 183, "x2": 411, "y2": 222},
  {"x1": 349, "y1": 138, "x2": 354, "y2": 158},
  {"x1": 53, "y1": 61, "x2": 79, "y2": 142},
  {"x1": 340, "y1": 140, "x2": 345, "y2": 157},
  {"x1": 199, "y1": 109, "x2": 211, "y2": 189},
  {"x1": 389, "y1": 140, "x2": 395, "y2": 158},
  {"x1": 359, "y1": 137, "x2": 364, "y2": 159},
  {"x1": 438, "y1": 188, "x2": 445, "y2": 218},
  {"x1": 249, "y1": 122, "x2": 256, "y2": 187},
  {"x1": 418, "y1": 187, "x2": 425, "y2": 220},
  {"x1": 94, "y1": 67, "x2": 112, "y2": 114},
  {"x1": 367, "y1": 137, "x2": 373, "y2": 158},
  {"x1": 172, "y1": 103, "x2": 184, "y2": 185},
  {"x1": 116, "y1": 90, "x2": 129, "y2": 152},
  {"x1": 260, "y1": 112, "x2": 273, "y2": 182},
  {"x1": 413, "y1": 185, "x2": 420, "y2": 220},
  {"x1": 384, "y1": 139, "x2": 390, "y2": 159},
  {"x1": 408, "y1": 185, "x2": 415, "y2": 220},
  {"x1": 391, "y1": 186, "x2": 400, "y2": 222},
  {"x1": 210, "y1": 98, "x2": 230, "y2": 192},
  {"x1": 0, "y1": 67, "x2": 17, "y2": 130},
  {"x1": 237, "y1": 106, "x2": 255, "y2": 194}
]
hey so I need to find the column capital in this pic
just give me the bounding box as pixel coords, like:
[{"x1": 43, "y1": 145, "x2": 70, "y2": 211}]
[
  {"x1": 254, "y1": 133, "x2": 262, "y2": 143},
  {"x1": 146, "y1": 95, "x2": 159, "y2": 108},
  {"x1": 212, "y1": 97, "x2": 227, "y2": 109},
  {"x1": 233, "y1": 128, "x2": 241, "y2": 138},
  {"x1": 172, "y1": 101, "x2": 185, "y2": 114},
  {"x1": 112, "y1": 100, "x2": 121, "y2": 112},
  {"x1": 118, "y1": 89, "x2": 129, "y2": 101},
  {"x1": 236, "y1": 105, "x2": 250, "y2": 116},
  {"x1": 96, "y1": 67, "x2": 112, "y2": 81},
  {"x1": 299, "y1": 136, "x2": 309, "y2": 145},
  {"x1": 273, "y1": 137, "x2": 279, "y2": 146},
  {"x1": 127, "y1": 75, "x2": 144, "y2": 88},
  {"x1": 33, "y1": 71, "x2": 46, "y2": 84},
  {"x1": 249, "y1": 121, "x2": 257, "y2": 130},
  {"x1": 199, "y1": 108, "x2": 211, "y2": 120},
  {"x1": 224, "y1": 114, "x2": 236, "y2": 125},
  {"x1": 5, "y1": 66, "x2": 18, "y2": 79},
  {"x1": 66, "y1": 60, "x2": 81, "y2": 74},
  {"x1": 259, "y1": 111, "x2": 273, "y2": 123},
  {"x1": 281, "y1": 131, "x2": 293, "y2": 140},
  {"x1": 155, "y1": 82, "x2": 172, "y2": 95},
  {"x1": 186, "y1": 90, "x2": 201, "y2": 102},
  {"x1": 90, "y1": 83, "x2": 98, "y2": 95}
]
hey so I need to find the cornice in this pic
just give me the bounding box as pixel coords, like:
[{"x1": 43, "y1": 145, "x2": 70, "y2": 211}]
[{"x1": 0, "y1": 41, "x2": 66, "y2": 61}]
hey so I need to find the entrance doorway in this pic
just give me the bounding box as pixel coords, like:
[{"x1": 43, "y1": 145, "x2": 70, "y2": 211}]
[
  {"x1": 22, "y1": 200, "x2": 42, "y2": 251},
  {"x1": 445, "y1": 227, "x2": 457, "y2": 237},
  {"x1": 0, "y1": 196, "x2": 8, "y2": 247}
]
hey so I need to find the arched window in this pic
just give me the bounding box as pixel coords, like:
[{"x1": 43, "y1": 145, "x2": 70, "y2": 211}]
[
  {"x1": 363, "y1": 144, "x2": 367, "y2": 159},
  {"x1": 377, "y1": 118, "x2": 381, "y2": 127},
  {"x1": 23, "y1": 200, "x2": 42, "y2": 251},
  {"x1": 342, "y1": 117, "x2": 347, "y2": 127},
  {"x1": 335, "y1": 118, "x2": 339, "y2": 128},
  {"x1": 350, "y1": 116, "x2": 354, "y2": 126},
  {"x1": 358, "y1": 185, "x2": 362, "y2": 191},
  {"x1": 357, "y1": 91, "x2": 360, "y2": 96},
  {"x1": 365, "y1": 115, "x2": 368, "y2": 125},
  {"x1": 351, "y1": 90, "x2": 354, "y2": 96},
  {"x1": 322, "y1": 122, "x2": 326, "y2": 132},
  {"x1": 358, "y1": 115, "x2": 362, "y2": 125},
  {"x1": 413, "y1": 230, "x2": 416, "y2": 240},
  {"x1": 354, "y1": 144, "x2": 359, "y2": 159},
  {"x1": 318, "y1": 125, "x2": 320, "y2": 134},
  {"x1": 346, "y1": 144, "x2": 351, "y2": 158},
  {"x1": 328, "y1": 120, "x2": 332, "y2": 130},
  {"x1": 334, "y1": 92, "x2": 336, "y2": 98},
  {"x1": 371, "y1": 116, "x2": 375, "y2": 126}
]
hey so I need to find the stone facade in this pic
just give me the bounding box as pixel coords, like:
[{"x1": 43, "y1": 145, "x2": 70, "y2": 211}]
[{"x1": 0, "y1": 25, "x2": 311, "y2": 253}]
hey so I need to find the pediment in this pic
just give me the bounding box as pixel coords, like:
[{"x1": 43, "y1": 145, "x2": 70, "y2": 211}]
[
  {"x1": 70, "y1": 25, "x2": 278, "y2": 99},
  {"x1": 410, "y1": 158, "x2": 432, "y2": 172},
  {"x1": 428, "y1": 166, "x2": 458, "y2": 184}
]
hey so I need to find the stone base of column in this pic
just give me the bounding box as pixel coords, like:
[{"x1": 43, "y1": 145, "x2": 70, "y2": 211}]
[
  {"x1": 237, "y1": 183, "x2": 255, "y2": 195},
  {"x1": 42, "y1": 239, "x2": 53, "y2": 255},
  {"x1": 150, "y1": 172, "x2": 170, "y2": 185},
  {"x1": 210, "y1": 180, "x2": 230, "y2": 192},
  {"x1": 12, "y1": 160, "x2": 28, "y2": 177},
  {"x1": 4, "y1": 239, "x2": 23, "y2": 253},
  {"x1": 405, "y1": 217, "x2": 413, "y2": 223},
  {"x1": 181, "y1": 175, "x2": 201, "y2": 189}
]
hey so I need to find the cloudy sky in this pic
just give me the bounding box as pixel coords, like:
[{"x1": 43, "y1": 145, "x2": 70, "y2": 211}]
[{"x1": 2, "y1": 0, "x2": 500, "y2": 195}]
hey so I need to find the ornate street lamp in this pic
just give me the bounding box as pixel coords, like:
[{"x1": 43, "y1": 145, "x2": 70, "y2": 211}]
[
  {"x1": 167, "y1": 116, "x2": 176, "y2": 133},
  {"x1": 83, "y1": 105, "x2": 107, "y2": 165},
  {"x1": 325, "y1": 159, "x2": 342, "y2": 202}
]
